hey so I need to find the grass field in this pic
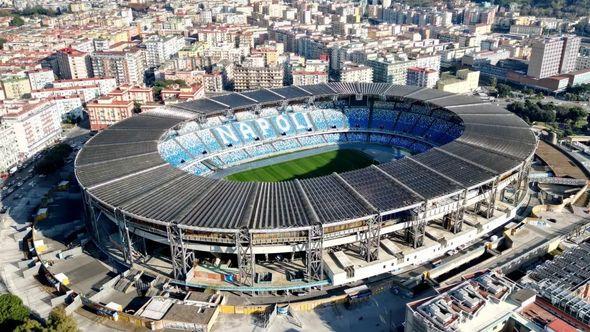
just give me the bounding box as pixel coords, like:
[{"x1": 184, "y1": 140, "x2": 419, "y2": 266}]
[{"x1": 226, "y1": 149, "x2": 377, "y2": 182}]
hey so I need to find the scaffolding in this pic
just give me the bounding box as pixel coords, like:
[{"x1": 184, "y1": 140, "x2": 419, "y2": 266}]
[
  {"x1": 515, "y1": 159, "x2": 531, "y2": 203},
  {"x1": 360, "y1": 215, "x2": 382, "y2": 262},
  {"x1": 115, "y1": 209, "x2": 133, "y2": 266},
  {"x1": 236, "y1": 227, "x2": 255, "y2": 286},
  {"x1": 443, "y1": 191, "x2": 466, "y2": 234},
  {"x1": 306, "y1": 223, "x2": 324, "y2": 281},
  {"x1": 406, "y1": 203, "x2": 427, "y2": 248},
  {"x1": 83, "y1": 191, "x2": 101, "y2": 244},
  {"x1": 474, "y1": 179, "x2": 498, "y2": 218},
  {"x1": 167, "y1": 225, "x2": 193, "y2": 280}
]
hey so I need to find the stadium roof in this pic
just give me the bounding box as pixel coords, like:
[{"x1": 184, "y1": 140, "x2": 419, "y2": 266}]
[{"x1": 76, "y1": 83, "x2": 536, "y2": 231}]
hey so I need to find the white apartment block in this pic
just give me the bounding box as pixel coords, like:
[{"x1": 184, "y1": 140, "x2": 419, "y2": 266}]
[
  {"x1": 203, "y1": 73, "x2": 224, "y2": 92},
  {"x1": 407, "y1": 67, "x2": 439, "y2": 88},
  {"x1": 145, "y1": 35, "x2": 185, "y2": 68},
  {"x1": 203, "y1": 44, "x2": 250, "y2": 64},
  {"x1": 52, "y1": 77, "x2": 117, "y2": 96},
  {"x1": 234, "y1": 65, "x2": 284, "y2": 91},
  {"x1": 0, "y1": 121, "x2": 20, "y2": 173},
  {"x1": 31, "y1": 84, "x2": 101, "y2": 103},
  {"x1": 56, "y1": 48, "x2": 92, "y2": 80},
  {"x1": 92, "y1": 49, "x2": 146, "y2": 85},
  {"x1": 52, "y1": 96, "x2": 84, "y2": 120},
  {"x1": 27, "y1": 69, "x2": 55, "y2": 91},
  {"x1": 292, "y1": 72, "x2": 328, "y2": 86},
  {"x1": 528, "y1": 36, "x2": 581, "y2": 79},
  {"x1": 2, "y1": 101, "x2": 63, "y2": 160},
  {"x1": 560, "y1": 36, "x2": 581, "y2": 74},
  {"x1": 368, "y1": 54, "x2": 441, "y2": 85},
  {"x1": 339, "y1": 63, "x2": 373, "y2": 83}
]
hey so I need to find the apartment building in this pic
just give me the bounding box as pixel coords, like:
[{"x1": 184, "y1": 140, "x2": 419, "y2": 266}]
[
  {"x1": 27, "y1": 69, "x2": 55, "y2": 91},
  {"x1": 144, "y1": 35, "x2": 185, "y2": 68},
  {"x1": 0, "y1": 120, "x2": 20, "y2": 173},
  {"x1": 92, "y1": 47, "x2": 146, "y2": 85},
  {"x1": 234, "y1": 56, "x2": 284, "y2": 91},
  {"x1": 1, "y1": 77, "x2": 31, "y2": 100},
  {"x1": 56, "y1": 48, "x2": 93, "y2": 80},
  {"x1": 338, "y1": 63, "x2": 373, "y2": 83},
  {"x1": 528, "y1": 36, "x2": 581, "y2": 79},
  {"x1": 1, "y1": 101, "x2": 63, "y2": 158},
  {"x1": 406, "y1": 67, "x2": 439, "y2": 88}
]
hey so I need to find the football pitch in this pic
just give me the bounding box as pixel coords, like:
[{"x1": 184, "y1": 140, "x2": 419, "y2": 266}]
[{"x1": 226, "y1": 149, "x2": 378, "y2": 182}]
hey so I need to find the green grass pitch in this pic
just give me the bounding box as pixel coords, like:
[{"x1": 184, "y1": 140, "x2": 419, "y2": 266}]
[{"x1": 226, "y1": 149, "x2": 378, "y2": 182}]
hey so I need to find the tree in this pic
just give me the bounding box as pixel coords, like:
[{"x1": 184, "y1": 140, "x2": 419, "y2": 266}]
[
  {"x1": 34, "y1": 143, "x2": 73, "y2": 175},
  {"x1": 153, "y1": 79, "x2": 188, "y2": 101},
  {"x1": 14, "y1": 319, "x2": 43, "y2": 332},
  {"x1": 133, "y1": 101, "x2": 142, "y2": 114},
  {"x1": 0, "y1": 294, "x2": 30, "y2": 330},
  {"x1": 496, "y1": 83, "x2": 512, "y2": 98},
  {"x1": 490, "y1": 77, "x2": 497, "y2": 89},
  {"x1": 9, "y1": 16, "x2": 25, "y2": 26},
  {"x1": 46, "y1": 307, "x2": 77, "y2": 332}
]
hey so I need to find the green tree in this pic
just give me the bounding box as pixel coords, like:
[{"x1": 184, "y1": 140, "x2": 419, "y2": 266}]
[
  {"x1": 153, "y1": 79, "x2": 188, "y2": 101},
  {"x1": 133, "y1": 101, "x2": 142, "y2": 114},
  {"x1": 496, "y1": 83, "x2": 512, "y2": 98},
  {"x1": 14, "y1": 319, "x2": 43, "y2": 332},
  {"x1": 489, "y1": 77, "x2": 497, "y2": 89},
  {"x1": 45, "y1": 307, "x2": 77, "y2": 332},
  {"x1": 0, "y1": 294, "x2": 30, "y2": 330},
  {"x1": 9, "y1": 16, "x2": 25, "y2": 26},
  {"x1": 34, "y1": 143, "x2": 73, "y2": 175}
]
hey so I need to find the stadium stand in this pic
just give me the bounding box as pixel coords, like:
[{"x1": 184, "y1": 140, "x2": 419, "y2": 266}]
[
  {"x1": 343, "y1": 107, "x2": 370, "y2": 128},
  {"x1": 158, "y1": 139, "x2": 191, "y2": 166},
  {"x1": 176, "y1": 133, "x2": 209, "y2": 156},
  {"x1": 298, "y1": 135, "x2": 326, "y2": 147},
  {"x1": 245, "y1": 144, "x2": 276, "y2": 158},
  {"x1": 273, "y1": 139, "x2": 301, "y2": 152}
]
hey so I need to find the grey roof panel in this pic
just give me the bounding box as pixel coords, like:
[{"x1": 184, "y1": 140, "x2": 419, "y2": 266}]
[
  {"x1": 299, "y1": 175, "x2": 372, "y2": 223},
  {"x1": 173, "y1": 98, "x2": 229, "y2": 114},
  {"x1": 384, "y1": 85, "x2": 424, "y2": 97},
  {"x1": 339, "y1": 167, "x2": 422, "y2": 211},
  {"x1": 76, "y1": 141, "x2": 158, "y2": 166},
  {"x1": 108, "y1": 115, "x2": 182, "y2": 130},
  {"x1": 272, "y1": 86, "x2": 312, "y2": 99},
  {"x1": 302, "y1": 83, "x2": 337, "y2": 95},
  {"x1": 210, "y1": 93, "x2": 258, "y2": 109},
  {"x1": 407, "y1": 88, "x2": 453, "y2": 101},
  {"x1": 428, "y1": 95, "x2": 486, "y2": 108},
  {"x1": 449, "y1": 104, "x2": 509, "y2": 115},
  {"x1": 411, "y1": 149, "x2": 495, "y2": 187},
  {"x1": 89, "y1": 165, "x2": 185, "y2": 207},
  {"x1": 459, "y1": 114, "x2": 530, "y2": 128},
  {"x1": 439, "y1": 142, "x2": 521, "y2": 174},
  {"x1": 76, "y1": 152, "x2": 166, "y2": 188},
  {"x1": 241, "y1": 89, "x2": 284, "y2": 103},
  {"x1": 249, "y1": 182, "x2": 311, "y2": 228},
  {"x1": 175, "y1": 181, "x2": 257, "y2": 229},
  {"x1": 86, "y1": 129, "x2": 164, "y2": 146},
  {"x1": 378, "y1": 158, "x2": 463, "y2": 199},
  {"x1": 124, "y1": 174, "x2": 216, "y2": 222}
]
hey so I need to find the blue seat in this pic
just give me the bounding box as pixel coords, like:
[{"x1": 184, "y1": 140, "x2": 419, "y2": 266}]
[
  {"x1": 159, "y1": 139, "x2": 191, "y2": 166},
  {"x1": 298, "y1": 135, "x2": 325, "y2": 147}
]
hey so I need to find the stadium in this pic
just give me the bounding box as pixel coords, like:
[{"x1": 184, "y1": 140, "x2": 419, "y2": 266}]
[{"x1": 75, "y1": 83, "x2": 537, "y2": 294}]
